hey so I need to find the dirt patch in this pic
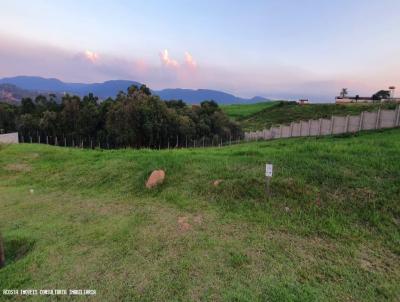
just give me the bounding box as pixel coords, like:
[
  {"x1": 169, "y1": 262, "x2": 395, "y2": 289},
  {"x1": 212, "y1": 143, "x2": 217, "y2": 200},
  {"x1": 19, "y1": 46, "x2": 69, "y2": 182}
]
[
  {"x1": 177, "y1": 214, "x2": 204, "y2": 232},
  {"x1": 5, "y1": 163, "x2": 32, "y2": 172},
  {"x1": 358, "y1": 246, "x2": 400, "y2": 274},
  {"x1": 178, "y1": 216, "x2": 192, "y2": 232},
  {"x1": 193, "y1": 214, "x2": 203, "y2": 225}
]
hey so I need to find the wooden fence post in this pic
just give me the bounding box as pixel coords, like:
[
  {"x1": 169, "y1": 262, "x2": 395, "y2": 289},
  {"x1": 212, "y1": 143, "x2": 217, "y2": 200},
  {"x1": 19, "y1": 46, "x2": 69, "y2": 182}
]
[
  {"x1": 359, "y1": 111, "x2": 364, "y2": 131},
  {"x1": 375, "y1": 108, "x2": 381, "y2": 129},
  {"x1": 345, "y1": 115, "x2": 350, "y2": 133},
  {"x1": 318, "y1": 118, "x2": 322, "y2": 136},
  {"x1": 307, "y1": 120, "x2": 311, "y2": 136},
  {"x1": 396, "y1": 105, "x2": 400, "y2": 127},
  {"x1": 289, "y1": 122, "x2": 293, "y2": 137},
  {"x1": 330, "y1": 115, "x2": 334, "y2": 135}
]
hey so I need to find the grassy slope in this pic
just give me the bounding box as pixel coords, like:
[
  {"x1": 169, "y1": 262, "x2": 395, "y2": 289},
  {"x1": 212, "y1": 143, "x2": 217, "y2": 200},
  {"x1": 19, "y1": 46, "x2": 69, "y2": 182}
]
[
  {"x1": 0, "y1": 129, "x2": 400, "y2": 301},
  {"x1": 227, "y1": 101, "x2": 398, "y2": 131},
  {"x1": 221, "y1": 101, "x2": 279, "y2": 119}
]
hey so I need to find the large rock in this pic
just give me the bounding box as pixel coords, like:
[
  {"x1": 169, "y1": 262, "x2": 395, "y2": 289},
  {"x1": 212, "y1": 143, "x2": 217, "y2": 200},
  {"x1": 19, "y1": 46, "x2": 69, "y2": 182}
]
[{"x1": 146, "y1": 170, "x2": 165, "y2": 189}]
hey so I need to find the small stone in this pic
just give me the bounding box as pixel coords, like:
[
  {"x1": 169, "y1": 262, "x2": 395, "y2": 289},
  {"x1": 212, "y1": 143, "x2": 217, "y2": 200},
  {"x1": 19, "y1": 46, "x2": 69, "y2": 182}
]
[
  {"x1": 213, "y1": 179, "x2": 223, "y2": 187},
  {"x1": 284, "y1": 206, "x2": 290, "y2": 212},
  {"x1": 145, "y1": 170, "x2": 165, "y2": 189}
]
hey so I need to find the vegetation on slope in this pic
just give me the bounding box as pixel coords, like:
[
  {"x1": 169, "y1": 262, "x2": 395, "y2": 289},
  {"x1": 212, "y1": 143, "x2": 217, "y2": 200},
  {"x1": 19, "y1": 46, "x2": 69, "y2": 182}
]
[
  {"x1": 229, "y1": 101, "x2": 398, "y2": 131},
  {"x1": 221, "y1": 101, "x2": 279, "y2": 119},
  {"x1": 0, "y1": 129, "x2": 399, "y2": 301}
]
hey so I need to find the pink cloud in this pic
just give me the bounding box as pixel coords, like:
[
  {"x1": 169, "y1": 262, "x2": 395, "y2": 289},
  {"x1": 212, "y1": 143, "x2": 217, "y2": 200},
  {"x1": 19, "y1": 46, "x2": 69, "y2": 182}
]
[
  {"x1": 2, "y1": 35, "x2": 395, "y2": 101},
  {"x1": 184, "y1": 51, "x2": 197, "y2": 69},
  {"x1": 159, "y1": 49, "x2": 179, "y2": 68},
  {"x1": 84, "y1": 50, "x2": 99, "y2": 63}
]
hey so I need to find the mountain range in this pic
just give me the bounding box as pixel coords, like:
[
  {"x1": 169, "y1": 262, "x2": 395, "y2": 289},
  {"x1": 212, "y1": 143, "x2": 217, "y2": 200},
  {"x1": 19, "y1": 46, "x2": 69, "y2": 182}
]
[
  {"x1": 0, "y1": 83, "x2": 64, "y2": 105},
  {"x1": 0, "y1": 76, "x2": 269, "y2": 104}
]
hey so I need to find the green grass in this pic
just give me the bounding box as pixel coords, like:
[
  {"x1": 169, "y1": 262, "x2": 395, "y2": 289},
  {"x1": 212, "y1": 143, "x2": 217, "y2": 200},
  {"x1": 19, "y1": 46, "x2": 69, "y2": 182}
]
[
  {"x1": 221, "y1": 101, "x2": 279, "y2": 119},
  {"x1": 0, "y1": 129, "x2": 400, "y2": 301},
  {"x1": 233, "y1": 101, "x2": 398, "y2": 131}
]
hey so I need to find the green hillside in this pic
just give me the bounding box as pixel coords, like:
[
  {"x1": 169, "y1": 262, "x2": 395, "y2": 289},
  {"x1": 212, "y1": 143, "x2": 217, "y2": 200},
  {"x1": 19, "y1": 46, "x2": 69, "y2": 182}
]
[
  {"x1": 221, "y1": 101, "x2": 279, "y2": 119},
  {"x1": 226, "y1": 101, "x2": 398, "y2": 131},
  {"x1": 1, "y1": 129, "x2": 400, "y2": 301}
]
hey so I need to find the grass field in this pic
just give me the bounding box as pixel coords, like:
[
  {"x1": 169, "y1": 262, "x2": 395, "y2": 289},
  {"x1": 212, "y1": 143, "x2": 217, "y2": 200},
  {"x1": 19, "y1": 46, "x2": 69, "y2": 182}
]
[
  {"x1": 221, "y1": 101, "x2": 279, "y2": 119},
  {"x1": 1, "y1": 129, "x2": 400, "y2": 301},
  {"x1": 226, "y1": 101, "x2": 398, "y2": 131}
]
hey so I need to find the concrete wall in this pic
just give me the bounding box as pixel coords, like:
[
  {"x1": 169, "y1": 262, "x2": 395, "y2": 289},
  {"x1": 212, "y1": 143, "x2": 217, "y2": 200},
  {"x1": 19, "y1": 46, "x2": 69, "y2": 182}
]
[
  {"x1": 0, "y1": 132, "x2": 19, "y2": 144},
  {"x1": 336, "y1": 98, "x2": 374, "y2": 104},
  {"x1": 245, "y1": 106, "x2": 400, "y2": 141}
]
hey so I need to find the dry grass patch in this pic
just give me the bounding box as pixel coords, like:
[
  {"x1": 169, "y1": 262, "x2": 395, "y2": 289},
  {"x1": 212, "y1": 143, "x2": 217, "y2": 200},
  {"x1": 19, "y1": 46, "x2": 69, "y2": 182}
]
[
  {"x1": 4, "y1": 163, "x2": 32, "y2": 172},
  {"x1": 358, "y1": 245, "x2": 400, "y2": 275}
]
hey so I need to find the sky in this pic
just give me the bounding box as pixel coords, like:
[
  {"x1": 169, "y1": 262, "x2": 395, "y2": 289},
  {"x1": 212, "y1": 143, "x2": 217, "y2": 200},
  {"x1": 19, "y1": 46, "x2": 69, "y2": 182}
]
[{"x1": 1, "y1": 0, "x2": 399, "y2": 101}]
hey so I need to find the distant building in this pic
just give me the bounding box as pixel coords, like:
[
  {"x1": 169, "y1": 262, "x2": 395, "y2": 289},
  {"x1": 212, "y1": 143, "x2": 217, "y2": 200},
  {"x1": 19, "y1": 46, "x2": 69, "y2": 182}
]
[
  {"x1": 298, "y1": 99, "x2": 309, "y2": 105},
  {"x1": 336, "y1": 86, "x2": 400, "y2": 104}
]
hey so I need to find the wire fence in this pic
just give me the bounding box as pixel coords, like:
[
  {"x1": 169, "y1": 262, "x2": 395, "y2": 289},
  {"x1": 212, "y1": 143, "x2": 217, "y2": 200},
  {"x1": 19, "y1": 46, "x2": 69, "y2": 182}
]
[{"x1": 6, "y1": 133, "x2": 245, "y2": 150}]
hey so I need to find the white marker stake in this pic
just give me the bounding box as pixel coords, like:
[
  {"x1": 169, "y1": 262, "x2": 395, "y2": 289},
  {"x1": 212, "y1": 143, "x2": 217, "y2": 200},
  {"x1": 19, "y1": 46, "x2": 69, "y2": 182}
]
[
  {"x1": 265, "y1": 163, "x2": 273, "y2": 197},
  {"x1": 265, "y1": 164, "x2": 273, "y2": 177}
]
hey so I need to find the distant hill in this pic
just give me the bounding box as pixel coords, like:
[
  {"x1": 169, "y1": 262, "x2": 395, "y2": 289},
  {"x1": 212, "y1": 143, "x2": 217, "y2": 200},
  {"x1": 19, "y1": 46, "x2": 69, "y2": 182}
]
[
  {"x1": 155, "y1": 88, "x2": 268, "y2": 104},
  {"x1": 0, "y1": 83, "x2": 57, "y2": 105},
  {"x1": 0, "y1": 76, "x2": 141, "y2": 100},
  {"x1": 0, "y1": 76, "x2": 270, "y2": 104}
]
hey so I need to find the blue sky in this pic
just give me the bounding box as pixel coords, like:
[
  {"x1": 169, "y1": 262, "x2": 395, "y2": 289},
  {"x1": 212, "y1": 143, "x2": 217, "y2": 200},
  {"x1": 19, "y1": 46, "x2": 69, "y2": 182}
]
[{"x1": 1, "y1": 0, "x2": 399, "y2": 100}]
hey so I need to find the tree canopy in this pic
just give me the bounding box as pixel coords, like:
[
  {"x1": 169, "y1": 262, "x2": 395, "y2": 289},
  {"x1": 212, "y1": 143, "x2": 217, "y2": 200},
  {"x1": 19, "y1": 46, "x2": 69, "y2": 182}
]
[{"x1": 0, "y1": 85, "x2": 242, "y2": 148}]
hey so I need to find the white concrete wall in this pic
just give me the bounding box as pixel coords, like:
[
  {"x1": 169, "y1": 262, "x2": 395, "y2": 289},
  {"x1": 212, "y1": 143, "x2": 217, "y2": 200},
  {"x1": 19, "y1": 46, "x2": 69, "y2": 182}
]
[
  {"x1": 0, "y1": 132, "x2": 19, "y2": 144},
  {"x1": 245, "y1": 106, "x2": 400, "y2": 142}
]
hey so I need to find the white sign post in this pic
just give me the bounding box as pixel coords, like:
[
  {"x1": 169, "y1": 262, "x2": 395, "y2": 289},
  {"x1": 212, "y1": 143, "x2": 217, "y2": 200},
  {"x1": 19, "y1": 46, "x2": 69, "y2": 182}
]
[
  {"x1": 265, "y1": 163, "x2": 273, "y2": 197},
  {"x1": 265, "y1": 164, "x2": 273, "y2": 177}
]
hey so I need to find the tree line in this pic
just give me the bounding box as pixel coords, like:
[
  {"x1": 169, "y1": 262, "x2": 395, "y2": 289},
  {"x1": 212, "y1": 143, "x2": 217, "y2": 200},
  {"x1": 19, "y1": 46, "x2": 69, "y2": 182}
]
[{"x1": 0, "y1": 84, "x2": 242, "y2": 148}]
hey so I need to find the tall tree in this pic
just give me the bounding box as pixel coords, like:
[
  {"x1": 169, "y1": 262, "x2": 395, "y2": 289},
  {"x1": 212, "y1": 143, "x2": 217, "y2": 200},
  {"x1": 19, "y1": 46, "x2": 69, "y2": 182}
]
[{"x1": 372, "y1": 90, "x2": 390, "y2": 101}]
